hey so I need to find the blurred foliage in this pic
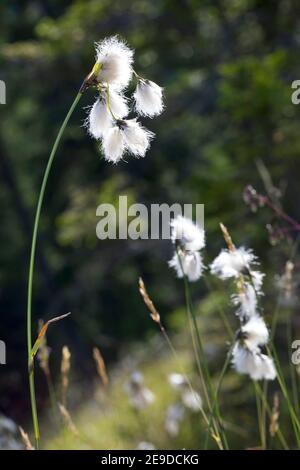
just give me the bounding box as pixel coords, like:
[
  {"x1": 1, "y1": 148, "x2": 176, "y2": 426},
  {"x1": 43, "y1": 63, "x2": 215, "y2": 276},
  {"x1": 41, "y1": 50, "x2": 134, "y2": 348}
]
[{"x1": 1, "y1": 0, "x2": 300, "y2": 430}]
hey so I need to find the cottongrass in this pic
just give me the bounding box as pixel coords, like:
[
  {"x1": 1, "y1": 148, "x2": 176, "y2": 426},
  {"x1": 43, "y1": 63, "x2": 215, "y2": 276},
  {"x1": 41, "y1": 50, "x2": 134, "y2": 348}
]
[
  {"x1": 165, "y1": 404, "x2": 185, "y2": 437},
  {"x1": 169, "y1": 215, "x2": 205, "y2": 282},
  {"x1": 168, "y1": 373, "x2": 202, "y2": 411},
  {"x1": 124, "y1": 371, "x2": 155, "y2": 410},
  {"x1": 85, "y1": 36, "x2": 164, "y2": 163},
  {"x1": 134, "y1": 79, "x2": 164, "y2": 117},
  {"x1": 210, "y1": 223, "x2": 276, "y2": 382},
  {"x1": 231, "y1": 344, "x2": 276, "y2": 381}
]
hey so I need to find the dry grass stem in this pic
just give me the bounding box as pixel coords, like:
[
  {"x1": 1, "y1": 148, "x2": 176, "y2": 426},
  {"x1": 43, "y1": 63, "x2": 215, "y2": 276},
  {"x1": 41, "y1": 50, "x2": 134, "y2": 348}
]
[
  {"x1": 139, "y1": 277, "x2": 161, "y2": 324},
  {"x1": 61, "y1": 345, "x2": 71, "y2": 405},
  {"x1": 269, "y1": 392, "x2": 280, "y2": 437},
  {"x1": 19, "y1": 426, "x2": 35, "y2": 450},
  {"x1": 220, "y1": 223, "x2": 236, "y2": 252},
  {"x1": 93, "y1": 347, "x2": 109, "y2": 387},
  {"x1": 58, "y1": 403, "x2": 80, "y2": 437}
]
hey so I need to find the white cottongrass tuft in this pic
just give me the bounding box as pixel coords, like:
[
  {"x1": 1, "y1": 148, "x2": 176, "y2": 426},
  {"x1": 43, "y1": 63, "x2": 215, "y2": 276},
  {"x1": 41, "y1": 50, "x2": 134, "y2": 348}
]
[
  {"x1": 240, "y1": 315, "x2": 269, "y2": 350},
  {"x1": 168, "y1": 372, "x2": 202, "y2": 411},
  {"x1": 165, "y1": 404, "x2": 185, "y2": 437},
  {"x1": 88, "y1": 98, "x2": 112, "y2": 139},
  {"x1": 210, "y1": 247, "x2": 258, "y2": 280},
  {"x1": 122, "y1": 119, "x2": 155, "y2": 157},
  {"x1": 87, "y1": 91, "x2": 128, "y2": 139},
  {"x1": 232, "y1": 283, "x2": 258, "y2": 321},
  {"x1": 102, "y1": 125, "x2": 125, "y2": 163},
  {"x1": 101, "y1": 119, "x2": 154, "y2": 163},
  {"x1": 134, "y1": 79, "x2": 164, "y2": 117},
  {"x1": 181, "y1": 389, "x2": 202, "y2": 411},
  {"x1": 169, "y1": 251, "x2": 204, "y2": 282},
  {"x1": 232, "y1": 343, "x2": 276, "y2": 381},
  {"x1": 168, "y1": 373, "x2": 187, "y2": 389},
  {"x1": 124, "y1": 371, "x2": 155, "y2": 410},
  {"x1": 108, "y1": 89, "x2": 129, "y2": 119},
  {"x1": 170, "y1": 216, "x2": 205, "y2": 252},
  {"x1": 168, "y1": 216, "x2": 205, "y2": 282},
  {"x1": 95, "y1": 36, "x2": 134, "y2": 90}
]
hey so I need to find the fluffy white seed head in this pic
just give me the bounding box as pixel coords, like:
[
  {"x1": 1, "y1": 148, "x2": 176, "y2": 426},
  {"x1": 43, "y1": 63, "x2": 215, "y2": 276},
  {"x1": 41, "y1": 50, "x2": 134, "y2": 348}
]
[
  {"x1": 107, "y1": 88, "x2": 129, "y2": 120},
  {"x1": 134, "y1": 79, "x2": 164, "y2": 117},
  {"x1": 210, "y1": 247, "x2": 260, "y2": 280},
  {"x1": 87, "y1": 98, "x2": 112, "y2": 139},
  {"x1": 232, "y1": 283, "x2": 258, "y2": 320},
  {"x1": 170, "y1": 216, "x2": 205, "y2": 252},
  {"x1": 250, "y1": 270, "x2": 265, "y2": 293},
  {"x1": 95, "y1": 36, "x2": 134, "y2": 90},
  {"x1": 165, "y1": 404, "x2": 185, "y2": 437},
  {"x1": 124, "y1": 371, "x2": 155, "y2": 410},
  {"x1": 232, "y1": 344, "x2": 276, "y2": 381},
  {"x1": 240, "y1": 316, "x2": 269, "y2": 350},
  {"x1": 122, "y1": 119, "x2": 154, "y2": 157},
  {"x1": 87, "y1": 90, "x2": 128, "y2": 140},
  {"x1": 102, "y1": 125, "x2": 125, "y2": 163},
  {"x1": 169, "y1": 251, "x2": 204, "y2": 282},
  {"x1": 181, "y1": 390, "x2": 202, "y2": 411},
  {"x1": 168, "y1": 373, "x2": 187, "y2": 390}
]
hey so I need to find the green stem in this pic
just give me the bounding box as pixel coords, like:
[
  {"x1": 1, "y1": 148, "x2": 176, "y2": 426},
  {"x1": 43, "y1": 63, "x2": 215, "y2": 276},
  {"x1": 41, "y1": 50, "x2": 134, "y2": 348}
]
[
  {"x1": 268, "y1": 343, "x2": 300, "y2": 445},
  {"x1": 255, "y1": 382, "x2": 289, "y2": 450},
  {"x1": 204, "y1": 344, "x2": 233, "y2": 449},
  {"x1": 203, "y1": 277, "x2": 234, "y2": 340},
  {"x1": 176, "y1": 250, "x2": 228, "y2": 449},
  {"x1": 254, "y1": 381, "x2": 265, "y2": 449},
  {"x1": 26, "y1": 92, "x2": 82, "y2": 448},
  {"x1": 287, "y1": 315, "x2": 300, "y2": 415}
]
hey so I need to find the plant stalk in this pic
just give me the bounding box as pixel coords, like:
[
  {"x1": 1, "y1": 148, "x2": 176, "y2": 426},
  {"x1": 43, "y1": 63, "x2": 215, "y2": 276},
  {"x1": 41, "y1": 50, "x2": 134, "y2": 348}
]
[{"x1": 26, "y1": 91, "x2": 82, "y2": 448}]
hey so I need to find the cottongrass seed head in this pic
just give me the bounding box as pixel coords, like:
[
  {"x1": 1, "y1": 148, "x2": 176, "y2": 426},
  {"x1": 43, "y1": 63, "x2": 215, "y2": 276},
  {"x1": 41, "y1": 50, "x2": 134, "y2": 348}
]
[
  {"x1": 165, "y1": 404, "x2": 185, "y2": 437},
  {"x1": 169, "y1": 251, "x2": 204, "y2": 282},
  {"x1": 87, "y1": 90, "x2": 129, "y2": 139},
  {"x1": 211, "y1": 247, "x2": 260, "y2": 280},
  {"x1": 170, "y1": 215, "x2": 205, "y2": 252},
  {"x1": 85, "y1": 36, "x2": 164, "y2": 164},
  {"x1": 232, "y1": 343, "x2": 276, "y2": 381},
  {"x1": 168, "y1": 372, "x2": 202, "y2": 411},
  {"x1": 102, "y1": 119, "x2": 154, "y2": 163},
  {"x1": 168, "y1": 216, "x2": 205, "y2": 282},
  {"x1": 134, "y1": 79, "x2": 164, "y2": 117},
  {"x1": 239, "y1": 315, "x2": 269, "y2": 350},
  {"x1": 232, "y1": 283, "x2": 258, "y2": 321},
  {"x1": 124, "y1": 371, "x2": 155, "y2": 410},
  {"x1": 95, "y1": 36, "x2": 134, "y2": 90}
]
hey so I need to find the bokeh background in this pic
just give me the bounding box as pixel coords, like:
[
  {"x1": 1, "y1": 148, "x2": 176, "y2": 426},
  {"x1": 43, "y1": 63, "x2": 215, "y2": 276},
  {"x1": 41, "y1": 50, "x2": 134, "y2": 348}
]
[{"x1": 1, "y1": 0, "x2": 300, "y2": 449}]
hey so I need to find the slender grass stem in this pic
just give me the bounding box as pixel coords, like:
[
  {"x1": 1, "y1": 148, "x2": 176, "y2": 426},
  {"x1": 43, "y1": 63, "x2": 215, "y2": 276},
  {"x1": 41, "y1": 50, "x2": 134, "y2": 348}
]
[
  {"x1": 287, "y1": 315, "x2": 300, "y2": 415},
  {"x1": 203, "y1": 277, "x2": 234, "y2": 340},
  {"x1": 183, "y1": 279, "x2": 229, "y2": 449},
  {"x1": 157, "y1": 323, "x2": 219, "y2": 445},
  {"x1": 26, "y1": 92, "x2": 82, "y2": 448},
  {"x1": 255, "y1": 382, "x2": 289, "y2": 450},
  {"x1": 204, "y1": 344, "x2": 233, "y2": 449},
  {"x1": 254, "y1": 381, "x2": 265, "y2": 449},
  {"x1": 261, "y1": 380, "x2": 268, "y2": 448},
  {"x1": 176, "y1": 250, "x2": 228, "y2": 449},
  {"x1": 268, "y1": 343, "x2": 300, "y2": 445}
]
